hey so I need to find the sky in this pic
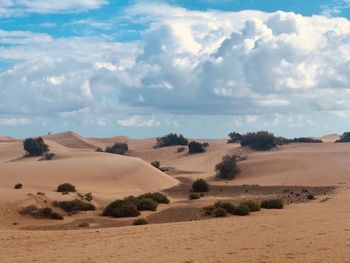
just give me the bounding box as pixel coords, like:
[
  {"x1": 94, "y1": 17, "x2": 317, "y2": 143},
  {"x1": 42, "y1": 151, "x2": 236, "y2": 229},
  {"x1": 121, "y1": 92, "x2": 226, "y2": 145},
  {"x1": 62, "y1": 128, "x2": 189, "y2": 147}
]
[{"x1": 1, "y1": 0, "x2": 350, "y2": 139}]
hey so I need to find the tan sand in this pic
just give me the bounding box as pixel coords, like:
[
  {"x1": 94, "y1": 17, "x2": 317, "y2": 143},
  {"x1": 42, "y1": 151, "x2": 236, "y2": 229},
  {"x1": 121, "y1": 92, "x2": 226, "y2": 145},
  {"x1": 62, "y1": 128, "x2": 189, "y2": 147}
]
[{"x1": 0, "y1": 132, "x2": 349, "y2": 262}]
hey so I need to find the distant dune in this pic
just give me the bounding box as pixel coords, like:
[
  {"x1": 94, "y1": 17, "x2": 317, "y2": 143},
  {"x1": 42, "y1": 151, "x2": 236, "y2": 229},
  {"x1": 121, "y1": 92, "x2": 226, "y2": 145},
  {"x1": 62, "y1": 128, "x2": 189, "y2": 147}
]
[
  {"x1": 319, "y1": 134, "x2": 340, "y2": 143},
  {"x1": 44, "y1": 131, "x2": 97, "y2": 149},
  {"x1": 0, "y1": 136, "x2": 17, "y2": 142}
]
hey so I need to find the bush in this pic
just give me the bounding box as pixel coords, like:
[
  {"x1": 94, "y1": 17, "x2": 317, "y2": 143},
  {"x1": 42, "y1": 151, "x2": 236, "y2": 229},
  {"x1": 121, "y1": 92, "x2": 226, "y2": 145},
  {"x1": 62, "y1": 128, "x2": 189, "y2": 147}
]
[
  {"x1": 53, "y1": 199, "x2": 96, "y2": 212},
  {"x1": 105, "y1": 142, "x2": 128, "y2": 155},
  {"x1": 151, "y1": 160, "x2": 161, "y2": 169},
  {"x1": 239, "y1": 200, "x2": 260, "y2": 212},
  {"x1": 137, "y1": 192, "x2": 170, "y2": 204},
  {"x1": 227, "y1": 132, "x2": 242, "y2": 143},
  {"x1": 19, "y1": 205, "x2": 63, "y2": 220},
  {"x1": 14, "y1": 183, "x2": 22, "y2": 189},
  {"x1": 102, "y1": 200, "x2": 140, "y2": 218},
  {"x1": 261, "y1": 199, "x2": 284, "y2": 209},
  {"x1": 96, "y1": 147, "x2": 104, "y2": 152},
  {"x1": 23, "y1": 137, "x2": 49, "y2": 156},
  {"x1": 215, "y1": 201, "x2": 235, "y2": 214},
  {"x1": 135, "y1": 198, "x2": 158, "y2": 211},
  {"x1": 189, "y1": 193, "x2": 200, "y2": 200},
  {"x1": 42, "y1": 152, "x2": 55, "y2": 160},
  {"x1": 336, "y1": 132, "x2": 350, "y2": 143},
  {"x1": 191, "y1": 179, "x2": 209, "y2": 192},
  {"x1": 57, "y1": 183, "x2": 76, "y2": 193},
  {"x1": 307, "y1": 194, "x2": 315, "y2": 200},
  {"x1": 232, "y1": 204, "x2": 250, "y2": 216},
  {"x1": 155, "y1": 133, "x2": 188, "y2": 148},
  {"x1": 133, "y1": 218, "x2": 148, "y2": 225},
  {"x1": 203, "y1": 205, "x2": 215, "y2": 216},
  {"x1": 214, "y1": 208, "x2": 227, "y2": 217},
  {"x1": 288, "y1": 137, "x2": 323, "y2": 143},
  {"x1": 188, "y1": 141, "x2": 206, "y2": 154},
  {"x1": 215, "y1": 155, "x2": 239, "y2": 180},
  {"x1": 85, "y1": 192, "x2": 93, "y2": 202},
  {"x1": 240, "y1": 131, "x2": 277, "y2": 151}
]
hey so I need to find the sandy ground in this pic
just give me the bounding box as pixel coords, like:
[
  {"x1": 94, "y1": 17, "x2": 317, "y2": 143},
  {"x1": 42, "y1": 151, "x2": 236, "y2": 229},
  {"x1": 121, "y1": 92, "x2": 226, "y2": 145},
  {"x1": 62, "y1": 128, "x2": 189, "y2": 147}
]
[{"x1": 0, "y1": 132, "x2": 349, "y2": 262}]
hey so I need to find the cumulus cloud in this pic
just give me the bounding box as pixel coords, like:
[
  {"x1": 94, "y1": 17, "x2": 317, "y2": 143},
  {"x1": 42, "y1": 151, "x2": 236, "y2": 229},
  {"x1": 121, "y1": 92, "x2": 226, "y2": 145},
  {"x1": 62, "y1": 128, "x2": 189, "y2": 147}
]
[
  {"x1": 0, "y1": 0, "x2": 107, "y2": 16},
  {"x1": 2, "y1": 3, "x2": 350, "y2": 133},
  {"x1": 0, "y1": 117, "x2": 31, "y2": 126},
  {"x1": 117, "y1": 116, "x2": 160, "y2": 127}
]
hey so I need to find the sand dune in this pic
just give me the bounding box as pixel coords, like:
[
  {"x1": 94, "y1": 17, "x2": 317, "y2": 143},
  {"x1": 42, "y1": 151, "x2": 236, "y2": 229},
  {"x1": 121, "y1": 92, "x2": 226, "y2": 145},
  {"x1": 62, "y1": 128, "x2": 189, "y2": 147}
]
[
  {"x1": 44, "y1": 131, "x2": 97, "y2": 149},
  {"x1": 320, "y1": 134, "x2": 340, "y2": 143},
  {"x1": 0, "y1": 136, "x2": 17, "y2": 142}
]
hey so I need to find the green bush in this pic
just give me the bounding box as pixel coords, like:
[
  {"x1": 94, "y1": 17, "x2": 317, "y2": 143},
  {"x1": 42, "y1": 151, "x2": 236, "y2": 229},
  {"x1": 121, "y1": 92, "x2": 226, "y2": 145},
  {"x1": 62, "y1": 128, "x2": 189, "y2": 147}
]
[
  {"x1": 105, "y1": 143, "x2": 128, "y2": 155},
  {"x1": 215, "y1": 155, "x2": 239, "y2": 180},
  {"x1": 188, "y1": 141, "x2": 206, "y2": 154},
  {"x1": 335, "y1": 132, "x2": 350, "y2": 143},
  {"x1": 23, "y1": 137, "x2": 49, "y2": 156},
  {"x1": 232, "y1": 204, "x2": 250, "y2": 216},
  {"x1": 155, "y1": 133, "x2": 188, "y2": 148},
  {"x1": 240, "y1": 131, "x2": 277, "y2": 151},
  {"x1": 137, "y1": 192, "x2": 170, "y2": 204},
  {"x1": 19, "y1": 205, "x2": 63, "y2": 220},
  {"x1": 189, "y1": 193, "x2": 200, "y2": 200},
  {"x1": 203, "y1": 205, "x2": 215, "y2": 216},
  {"x1": 239, "y1": 200, "x2": 260, "y2": 212},
  {"x1": 227, "y1": 132, "x2": 242, "y2": 143},
  {"x1": 191, "y1": 179, "x2": 209, "y2": 192},
  {"x1": 261, "y1": 199, "x2": 284, "y2": 209},
  {"x1": 136, "y1": 198, "x2": 158, "y2": 211},
  {"x1": 57, "y1": 183, "x2": 76, "y2": 193},
  {"x1": 102, "y1": 200, "x2": 140, "y2": 218},
  {"x1": 214, "y1": 201, "x2": 235, "y2": 214},
  {"x1": 133, "y1": 218, "x2": 148, "y2": 225},
  {"x1": 53, "y1": 199, "x2": 96, "y2": 212},
  {"x1": 214, "y1": 208, "x2": 227, "y2": 217}
]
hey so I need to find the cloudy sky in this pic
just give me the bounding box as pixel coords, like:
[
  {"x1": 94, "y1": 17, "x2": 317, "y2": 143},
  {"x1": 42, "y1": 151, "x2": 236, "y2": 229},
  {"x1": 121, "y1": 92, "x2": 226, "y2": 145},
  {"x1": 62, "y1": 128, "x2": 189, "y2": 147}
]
[{"x1": 1, "y1": 0, "x2": 350, "y2": 139}]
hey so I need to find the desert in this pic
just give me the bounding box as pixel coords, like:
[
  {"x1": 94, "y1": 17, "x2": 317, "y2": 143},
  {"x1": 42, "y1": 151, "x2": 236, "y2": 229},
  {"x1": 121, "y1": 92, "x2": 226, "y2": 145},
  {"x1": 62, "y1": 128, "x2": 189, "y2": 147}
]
[{"x1": 0, "y1": 131, "x2": 349, "y2": 262}]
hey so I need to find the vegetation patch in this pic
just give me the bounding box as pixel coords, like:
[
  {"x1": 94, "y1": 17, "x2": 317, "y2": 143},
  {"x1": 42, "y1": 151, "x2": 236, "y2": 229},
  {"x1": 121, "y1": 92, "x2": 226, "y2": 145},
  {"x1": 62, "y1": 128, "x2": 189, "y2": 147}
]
[
  {"x1": 137, "y1": 192, "x2": 170, "y2": 204},
  {"x1": 191, "y1": 178, "x2": 209, "y2": 192},
  {"x1": 261, "y1": 199, "x2": 284, "y2": 209},
  {"x1": 239, "y1": 200, "x2": 260, "y2": 212},
  {"x1": 240, "y1": 131, "x2": 277, "y2": 151},
  {"x1": 215, "y1": 155, "x2": 239, "y2": 180},
  {"x1": 227, "y1": 132, "x2": 242, "y2": 143},
  {"x1": 213, "y1": 208, "x2": 227, "y2": 217},
  {"x1": 53, "y1": 199, "x2": 96, "y2": 212},
  {"x1": 336, "y1": 132, "x2": 350, "y2": 143},
  {"x1": 155, "y1": 133, "x2": 188, "y2": 148},
  {"x1": 151, "y1": 160, "x2": 161, "y2": 170},
  {"x1": 133, "y1": 218, "x2": 148, "y2": 225},
  {"x1": 14, "y1": 183, "x2": 22, "y2": 189},
  {"x1": 105, "y1": 142, "x2": 128, "y2": 155},
  {"x1": 188, "y1": 141, "x2": 209, "y2": 154},
  {"x1": 23, "y1": 137, "x2": 49, "y2": 156},
  {"x1": 189, "y1": 193, "x2": 200, "y2": 200},
  {"x1": 19, "y1": 205, "x2": 63, "y2": 220},
  {"x1": 102, "y1": 200, "x2": 140, "y2": 218},
  {"x1": 57, "y1": 183, "x2": 76, "y2": 193}
]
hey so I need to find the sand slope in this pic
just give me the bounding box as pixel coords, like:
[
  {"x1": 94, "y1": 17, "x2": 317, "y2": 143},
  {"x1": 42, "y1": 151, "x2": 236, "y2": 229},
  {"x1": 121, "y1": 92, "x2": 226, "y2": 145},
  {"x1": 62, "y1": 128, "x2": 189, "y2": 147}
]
[{"x1": 44, "y1": 131, "x2": 97, "y2": 149}]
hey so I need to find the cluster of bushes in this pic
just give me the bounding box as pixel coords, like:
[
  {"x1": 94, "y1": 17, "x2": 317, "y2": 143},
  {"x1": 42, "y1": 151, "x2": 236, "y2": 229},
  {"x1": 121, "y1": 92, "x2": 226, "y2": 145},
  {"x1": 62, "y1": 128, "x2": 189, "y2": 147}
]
[
  {"x1": 191, "y1": 179, "x2": 209, "y2": 192},
  {"x1": 227, "y1": 132, "x2": 243, "y2": 143},
  {"x1": 77, "y1": 192, "x2": 93, "y2": 202},
  {"x1": 53, "y1": 199, "x2": 96, "y2": 212},
  {"x1": 23, "y1": 137, "x2": 49, "y2": 156},
  {"x1": 215, "y1": 155, "x2": 239, "y2": 180},
  {"x1": 102, "y1": 192, "x2": 169, "y2": 218},
  {"x1": 287, "y1": 137, "x2": 323, "y2": 143},
  {"x1": 155, "y1": 133, "x2": 188, "y2": 148},
  {"x1": 240, "y1": 131, "x2": 277, "y2": 151},
  {"x1": 336, "y1": 132, "x2": 350, "y2": 143},
  {"x1": 188, "y1": 141, "x2": 209, "y2": 154},
  {"x1": 19, "y1": 205, "x2": 63, "y2": 220},
  {"x1": 204, "y1": 199, "x2": 282, "y2": 218},
  {"x1": 105, "y1": 142, "x2": 129, "y2": 155}
]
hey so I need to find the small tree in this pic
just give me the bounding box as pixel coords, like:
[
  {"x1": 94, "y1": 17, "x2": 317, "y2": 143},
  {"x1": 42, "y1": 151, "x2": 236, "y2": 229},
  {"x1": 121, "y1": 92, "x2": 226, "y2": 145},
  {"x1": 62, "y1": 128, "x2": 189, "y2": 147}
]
[
  {"x1": 23, "y1": 137, "x2": 49, "y2": 156},
  {"x1": 215, "y1": 155, "x2": 239, "y2": 180},
  {"x1": 192, "y1": 178, "x2": 209, "y2": 192},
  {"x1": 188, "y1": 141, "x2": 206, "y2": 154},
  {"x1": 105, "y1": 142, "x2": 128, "y2": 155},
  {"x1": 240, "y1": 131, "x2": 276, "y2": 151},
  {"x1": 155, "y1": 133, "x2": 188, "y2": 148},
  {"x1": 227, "y1": 132, "x2": 242, "y2": 143}
]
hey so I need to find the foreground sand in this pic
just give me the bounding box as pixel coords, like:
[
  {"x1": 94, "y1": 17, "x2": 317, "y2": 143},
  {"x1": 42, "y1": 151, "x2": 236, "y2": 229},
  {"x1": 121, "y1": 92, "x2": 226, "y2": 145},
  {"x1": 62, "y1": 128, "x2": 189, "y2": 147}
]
[{"x1": 0, "y1": 132, "x2": 349, "y2": 262}]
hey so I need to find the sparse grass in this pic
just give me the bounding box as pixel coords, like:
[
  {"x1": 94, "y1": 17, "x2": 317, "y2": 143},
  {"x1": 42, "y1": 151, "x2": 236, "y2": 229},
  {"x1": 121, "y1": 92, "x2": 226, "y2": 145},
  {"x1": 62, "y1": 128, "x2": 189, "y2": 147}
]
[
  {"x1": 189, "y1": 193, "x2": 200, "y2": 200},
  {"x1": 261, "y1": 199, "x2": 284, "y2": 209},
  {"x1": 53, "y1": 199, "x2": 95, "y2": 212},
  {"x1": 133, "y1": 218, "x2": 148, "y2": 225},
  {"x1": 57, "y1": 183, "x2": 76, "y2": 193}
]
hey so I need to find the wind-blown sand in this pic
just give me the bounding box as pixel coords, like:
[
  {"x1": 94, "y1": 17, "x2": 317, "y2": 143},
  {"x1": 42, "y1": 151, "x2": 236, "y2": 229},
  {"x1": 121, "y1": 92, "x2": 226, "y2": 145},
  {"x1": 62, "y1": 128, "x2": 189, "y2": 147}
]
[{"x1": 0, "y1": 132, "x2": 349, "y2": 262}]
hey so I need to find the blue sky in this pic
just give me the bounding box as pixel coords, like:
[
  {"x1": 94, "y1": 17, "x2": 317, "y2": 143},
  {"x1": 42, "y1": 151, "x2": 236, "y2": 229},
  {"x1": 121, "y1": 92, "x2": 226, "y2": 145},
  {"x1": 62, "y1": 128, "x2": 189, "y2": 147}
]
[{"x1": 1, "y1": 0, "x2": 350, "y2": 139}]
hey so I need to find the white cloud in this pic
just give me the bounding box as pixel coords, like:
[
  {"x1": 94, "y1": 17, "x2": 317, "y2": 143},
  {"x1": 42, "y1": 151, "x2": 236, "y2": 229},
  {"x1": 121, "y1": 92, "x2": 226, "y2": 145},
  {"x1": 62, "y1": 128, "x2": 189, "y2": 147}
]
[
  {"x1": 0, "y1": 117, "x2": 31, "y2": 126},
  {"x1": 0, "y1": 0, "x2": 107, "y2": 16},
  {"x1": 117, "y1": 116, "x2": 160, "y2": 127}
]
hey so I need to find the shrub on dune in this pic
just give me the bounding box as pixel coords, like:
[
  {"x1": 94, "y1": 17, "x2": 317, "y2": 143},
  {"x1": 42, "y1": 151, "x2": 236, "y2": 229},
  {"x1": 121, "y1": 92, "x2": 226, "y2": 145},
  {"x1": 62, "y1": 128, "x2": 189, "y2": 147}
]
[
  {"x1": 335, "y1": 132, "x2": 350, "y2": 143},
  {"x1": 151, "y1": 160, "x2": 161, "y2": 170},
  {"x1": 240, "y1": 131, "x2": 277, "y2": 151},
  {"x1": 137, "y1": 192, "x2": 170, "y2": 204},
  {"x1": 261, "y1": 199, "x2": 284, "y2": 209},
  {"x1": 155, "y1": 133, "x2": 189, "y2": 148},
  {"x1": 102, "y1": 200, "x2": 140, "y2": 218},
  {"x1": 23, "y1": 137, "x2": 49, "y2": 156},
  {"x1": 105, "y1": 142, "x2": 129, "y2": 155},
  {"x1": 188, "y1": 141, "x2": 207, "y2": 154},
  {"x1": 232, "y1": 204, "x2": 250, "y2": 216},
  {"x1": 57, "y1": 183, "x2": 76, "y2": 193},
  {"x1": 191, "y1": 179, "x2": 209, "y2": 193},
  {"x1": 53, "y1": 199, "x2": 96, "y2": 212},
  {"x1": 14, "y1": 183, "x2": 23, "y2": 189},
  {"x1": 135, "y1": 198, "x2": 158, "y2": 211},
  {"x1": 239, "y1": 200, "x2": 260, "y2": 212},
  {"x1": 213, "y1": 208, "x2": 227, "y2": 217},
  {"x1": 133, "y1": 218, "x2": 148, "y2": 225},
  {"x1": 214, "y1": 201, "x2": 236, "y2": 214},
  {"x1": 227, "y1": 132, "x2": 242, "y2": 143},
  {"x1": 215, "y1": 155, "x2": 239, "y2": 180},
  {"x1": 189, "y1": 193, "x2": 200, "y2": 200}
]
